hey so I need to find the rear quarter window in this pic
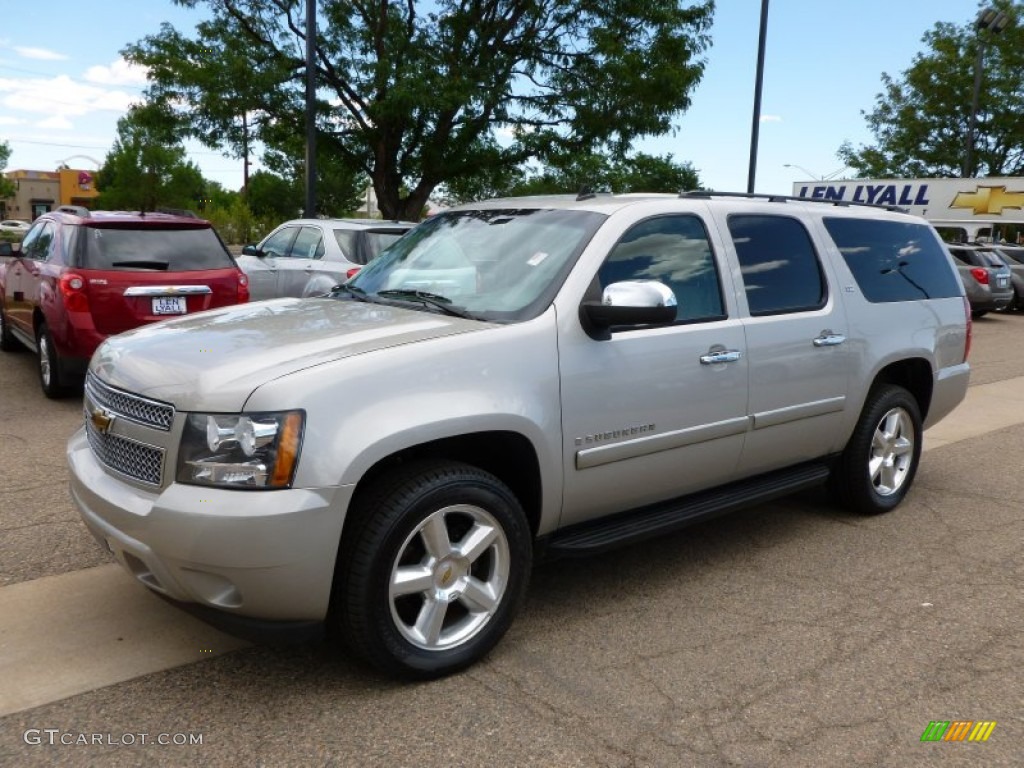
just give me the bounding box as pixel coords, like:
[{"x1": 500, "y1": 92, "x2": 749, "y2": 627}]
[
  {"x1": 822, "y1": 218, "x2": 962, "y2": 302},
  {"x1": 80, "y1": 226, "x2": 234, "y2": 271}
]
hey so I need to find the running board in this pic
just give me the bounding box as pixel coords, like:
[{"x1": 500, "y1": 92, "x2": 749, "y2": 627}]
[{"x1": 543, "y1": 462, "x2": 831, "y2": 558}]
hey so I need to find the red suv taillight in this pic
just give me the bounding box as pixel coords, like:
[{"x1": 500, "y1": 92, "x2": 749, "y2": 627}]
[
  {"x1": 970, "y1": 267, "x2": 989, "y2": 285},
  {"x1": 237, "y1": 271, "x2": 250, "y2": 303},
  {"x1": 59, "y1": 273, "x2": 90, "y2": 312}
]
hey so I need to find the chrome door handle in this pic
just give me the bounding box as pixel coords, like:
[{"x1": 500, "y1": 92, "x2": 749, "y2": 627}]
[
  {"x1": 813, "y1": 332, "x2": 847, "y2": 347},
  {"x1": 700, "y1": 350, "x2": 742, "y2": 364}
]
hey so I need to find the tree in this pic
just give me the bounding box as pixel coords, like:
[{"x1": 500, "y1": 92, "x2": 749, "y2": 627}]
[
  {"x1": 839, "y1": 0, "x2": 1024, "y2": 178},
  {"x1": 440, "y1": 152, "x2": 701, "y2": 203},
  {"x1": 0, "y1": 140, "x2": 16, "y2": 200},
  {"x1": 126, "y1": 0, "x2": 714, "y2": 220},
  {"x1": 96, "y1": 102, "x2": 207, "y2": 212}
]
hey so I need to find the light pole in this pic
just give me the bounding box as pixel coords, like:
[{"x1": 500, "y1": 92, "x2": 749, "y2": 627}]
[
  {"x1": 963, "y1": 7, "x2": 1009, "y2": 177},
  {"x1": 747, "y1": 0, "x2": 770, "y2": 193}
]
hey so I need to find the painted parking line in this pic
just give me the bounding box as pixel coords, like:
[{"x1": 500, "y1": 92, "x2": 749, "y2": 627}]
[{"x1": 0, "y1": 564, "x2": 248, "y2": 717}]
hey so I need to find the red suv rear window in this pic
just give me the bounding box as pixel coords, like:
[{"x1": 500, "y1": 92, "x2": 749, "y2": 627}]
[{"x1": 79, "y1": 226, "x2": 234, "y2": 271}]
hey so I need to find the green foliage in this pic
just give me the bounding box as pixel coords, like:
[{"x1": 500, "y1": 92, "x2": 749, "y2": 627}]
[
  {"x1": 0, "y1": 140, "x2": 16, "y2": 199},
  {"x1": 126, "y1": 0, "x2": 714, "y2": 220},
  {"x1": 204, "y1": 197, "x2": 276, "y2": 245},
  {"x1": 440, "y1": 152, "x2": 702, "y2": 203},
  {"x1": 96, "y1": 102, "x2": 208, "y2": 211},
  {"x1": 840, "y1": 0, "x2": 1024, "y2": 177}
]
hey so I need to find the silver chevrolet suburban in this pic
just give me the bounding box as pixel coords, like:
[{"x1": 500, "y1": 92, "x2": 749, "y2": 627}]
[{"x1": 68, "y1": 192, "x2": 971, "y2": 678}]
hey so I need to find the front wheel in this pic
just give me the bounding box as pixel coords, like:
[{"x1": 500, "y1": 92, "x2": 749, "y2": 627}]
[
  {"x1": 37, "y1": 323, "x2": 71, "y2": 399},
  {"x1": 832, "y1": 384, "x2": 922, "y2": 515},
  {"x1": 333, "y1": 460, "x2": 532, "y2": 679}
]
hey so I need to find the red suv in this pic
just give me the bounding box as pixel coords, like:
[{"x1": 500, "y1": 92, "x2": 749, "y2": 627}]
[{"x1": 0, "y1": 207, "x2": 249, "y2": 398}]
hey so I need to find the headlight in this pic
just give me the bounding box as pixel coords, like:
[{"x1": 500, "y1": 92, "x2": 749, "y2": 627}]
[{"x1": 177, "y1": 411, "x2": 305, "y2": 489}]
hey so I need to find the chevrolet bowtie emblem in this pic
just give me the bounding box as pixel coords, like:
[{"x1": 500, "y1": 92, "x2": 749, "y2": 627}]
[
  {"x1": 950, "y1": 185, "x2": 1024, "y2": 215},
  {"x1": 90, "y1": 407, "x2": 116, "y2": 435}
]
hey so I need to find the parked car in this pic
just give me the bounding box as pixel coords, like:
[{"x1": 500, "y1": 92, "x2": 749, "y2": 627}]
[
  {"x1": 69, "y1": 192, "x2": 970, "y2": 679},
  {"x1": 0, "y1": 219, "x2": 31, "y2": 234},
  {"x1": 990, "y1": 244, "x2": 1024, "y2": 310},
  {"x1": 0, "y1": 206, "x2": 250, "y2": 398},
  {"x1": 946, "y1": 244, "x2": 1013, "y2": 317},
  {"x1": 238, "y1": 218, "x2": 416, "y2": 300}
]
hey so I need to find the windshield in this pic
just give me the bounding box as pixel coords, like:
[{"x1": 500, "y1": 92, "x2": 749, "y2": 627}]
[{"x1": 345, "y1": 208, "x2": 605, "y2": 321}]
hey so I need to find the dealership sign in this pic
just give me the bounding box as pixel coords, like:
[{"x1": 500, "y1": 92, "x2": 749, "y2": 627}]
[{"x1": 792, "y1": 177, "x2": 1024, "y2": 223}]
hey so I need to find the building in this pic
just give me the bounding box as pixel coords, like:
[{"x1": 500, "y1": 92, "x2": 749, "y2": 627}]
[{"x1": 1, "y1": 168, "x2": 100, "y2": 221}]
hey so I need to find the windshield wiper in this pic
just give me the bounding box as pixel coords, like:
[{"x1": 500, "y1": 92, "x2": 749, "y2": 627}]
[
  {"x1": 376, "y1": 289, "x2": 477, "y2": 319},
  {"x1": 331, "y1": 283, "x2": 376, "y2": 303}
]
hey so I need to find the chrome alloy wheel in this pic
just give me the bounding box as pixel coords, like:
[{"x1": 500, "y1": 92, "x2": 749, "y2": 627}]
[
  {"x1": 38, "y1": 332, "x2": 52, "y2": 388},
  {"x1": 389, "y1": 504, "x2": 510, "y2": 651},
  {"x1": 869, "y1": 407, "x2": 914, "y2": 496}
]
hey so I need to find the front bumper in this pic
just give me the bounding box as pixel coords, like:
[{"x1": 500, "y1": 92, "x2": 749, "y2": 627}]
[{"x1": 68, "y1": 427, "x2": 352, "y2": 622}]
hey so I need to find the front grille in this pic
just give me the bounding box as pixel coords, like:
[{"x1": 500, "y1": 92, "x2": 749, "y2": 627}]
[
  {"x1": 85, "y1": 373, "x2": 174, "y2": 430},
  {"x1": 85, "y1": 413, "x2": 165, "y2": 486}
]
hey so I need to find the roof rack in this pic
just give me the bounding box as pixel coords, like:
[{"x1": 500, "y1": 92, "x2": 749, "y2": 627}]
[
  {"x1": 57, "y1": 205, "x2": 91, "y2": 217},
  {"x1": 677, "y1": 189, "x2": 908, "y2": 213}
]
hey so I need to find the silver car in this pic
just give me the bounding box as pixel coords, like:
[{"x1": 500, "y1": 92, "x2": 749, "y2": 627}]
[
  {"x1": 991, "y1": 244, "x2": 1024, "y2": 310},
  {"x1": 238, "y1": 218, "x2": 415, "y2": 300},
  {"x1": 947, "y1": 244, "x2": 1014, "y2": 317},
  {"x1": 68, "y1": 193, "x2": 970, "y2": 679}
]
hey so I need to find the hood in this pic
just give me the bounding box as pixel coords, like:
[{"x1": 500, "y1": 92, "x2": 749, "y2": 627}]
[{"x1": 90, "y1": 297, "x2": 492, "y2": 410}]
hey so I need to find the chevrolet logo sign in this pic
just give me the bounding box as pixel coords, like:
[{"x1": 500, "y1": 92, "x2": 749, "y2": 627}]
[
  {"x1": 90, "y1": 407, "x2": 116, "y2": 435},
  {"x1": 950, "y1": 185, "x2": 1024, "y2": 215}
]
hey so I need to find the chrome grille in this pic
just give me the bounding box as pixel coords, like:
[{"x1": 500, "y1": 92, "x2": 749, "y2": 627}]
[
  {"x1": 84, "y1": 414, "x2": 165, "y2": 486},
  {"x1": 85, "y1": 373, "x2": 174, "y2": 430}
]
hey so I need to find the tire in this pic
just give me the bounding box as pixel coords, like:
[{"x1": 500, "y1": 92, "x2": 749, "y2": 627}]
[
  {"x1": 832, "y1": 384, "x2": 922, "y2": 515},
  {"x1": 333, "y1": 460, "x2": 532, "y2": 679},
  {"x1": 36, "y1": 322, "x2": 71, "y2": 399},
  {"x1": 0, "y1": 304, "x2": 21, "y2": 352},
  {"x1": 971, "y1": 310, "x2": 987, "y2": 319}
]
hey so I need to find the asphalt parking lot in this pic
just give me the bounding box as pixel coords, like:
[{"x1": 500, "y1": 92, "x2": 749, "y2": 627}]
[{"x1": 1, "y1": 312, "x2": 1022, "y2": 767}]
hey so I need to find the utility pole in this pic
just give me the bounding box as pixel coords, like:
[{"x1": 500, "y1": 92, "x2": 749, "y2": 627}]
[{"x1": 304, "y1": 0, "x2": 317, "y2": 217}]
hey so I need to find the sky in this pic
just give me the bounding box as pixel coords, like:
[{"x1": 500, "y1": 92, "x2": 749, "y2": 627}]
[{"x1": 0, "y1": 0, "x2": 988, "y2": 201}]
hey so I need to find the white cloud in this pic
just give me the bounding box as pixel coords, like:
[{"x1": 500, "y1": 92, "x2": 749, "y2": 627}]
[
  {"x1": 0, "y1": 74, "x2": 140, "y2": 119},
  {"x1": 14, "y1": 46, "x2": 68, "y2": 61},
  {"x1": 84, "y1": 57, "x2": 149, "y2": 87},
  {"x1": 0, "y1": 116, "x2": 26, "y2": 125},
  {"x1": 37, "y1": 114, "x2": 74, "y2": 130},
  {"x1": 759, "y1": 114, "x2": 783, "y2": 123}
]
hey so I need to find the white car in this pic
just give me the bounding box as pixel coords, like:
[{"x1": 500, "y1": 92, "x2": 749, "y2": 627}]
[
  {"x1": 238, "y1": 218, "x2": 416, "y2": 300},
  {"x1": 0, "y1": 220, "x2": 31, "y2": 233}
]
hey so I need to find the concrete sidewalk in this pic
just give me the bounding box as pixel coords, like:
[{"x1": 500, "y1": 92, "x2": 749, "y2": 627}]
[{"x1": 923, "y1": 375, "x2": 1024, "y2": 451}]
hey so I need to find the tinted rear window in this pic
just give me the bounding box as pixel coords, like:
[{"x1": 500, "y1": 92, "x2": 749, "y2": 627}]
[
  {"x1": 80, "y1": 226, "x2": 234, "y2": 271},
  {"x1": 823, "y1": 218, "x2": 962, "y2": 302}
]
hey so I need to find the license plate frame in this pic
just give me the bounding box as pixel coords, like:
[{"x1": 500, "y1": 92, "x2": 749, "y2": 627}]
[{"x1": 152, "y1": 296, "x2": 187, "y2": 315}]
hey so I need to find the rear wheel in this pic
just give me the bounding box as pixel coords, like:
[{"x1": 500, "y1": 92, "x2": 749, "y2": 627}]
[
  {"x1": 333, "y1": 460, "x2": 532, "y2": 679},
  {"x1": 832, "y1": 384, "x2": 922, "y2": 515},
  {"x1": 37, "y1": 323, "x2": 72, "y2": 399}
]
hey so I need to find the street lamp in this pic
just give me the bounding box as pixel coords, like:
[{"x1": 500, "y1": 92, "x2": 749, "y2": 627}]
[
  {"x1": 783, "y1": 164, "x2": 849, "y2": 181},
  {"x1": 963, "y1": 7, "x2": 1010, "y2": 177}
]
